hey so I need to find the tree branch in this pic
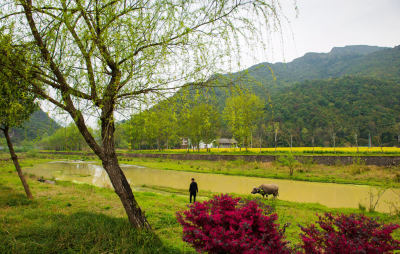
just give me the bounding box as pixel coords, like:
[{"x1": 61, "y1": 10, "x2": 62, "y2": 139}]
[
  {"x1": 21, "y1": 0, "x2": 104, "y2": 158},
  {"x1": 61, "y1": 1, "x2": 99, "y2": 103}
]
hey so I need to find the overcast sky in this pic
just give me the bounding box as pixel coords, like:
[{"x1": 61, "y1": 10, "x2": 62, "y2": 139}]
[{"x1": 241, "y1": 0, "x2": 400, "y2": 67}]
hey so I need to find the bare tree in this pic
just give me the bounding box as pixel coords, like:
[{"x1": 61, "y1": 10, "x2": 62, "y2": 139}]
[{"x1": 1, "y1": 0, "x2": 284, "y2": 229}]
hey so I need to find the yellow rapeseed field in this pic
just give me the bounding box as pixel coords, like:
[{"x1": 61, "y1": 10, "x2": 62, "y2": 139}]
[{"x1": 163, "y1": 147, "x2": 400, "y2": 154}]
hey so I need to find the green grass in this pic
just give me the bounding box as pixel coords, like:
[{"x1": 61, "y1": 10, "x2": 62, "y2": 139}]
[
  {"x1": 0, "y1": 159, "x2": 191, "y2": 253},
  {"x1": 1, "y1": 157, "x2": 400, "y2": 253}
]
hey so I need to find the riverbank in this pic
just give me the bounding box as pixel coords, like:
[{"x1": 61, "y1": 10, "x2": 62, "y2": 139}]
[
  {"x1": 119, "y1": 157, "x2": 400, "y2": 188},
  {"x1": 1, "y1": 158, "x2": 400, "y2": 253},
  {"x1": 21, "y1": 151, "x2": 400, "y2": 188},
  {"x1": 39, "y1": 150, "x2": 400, "y2": 166}
]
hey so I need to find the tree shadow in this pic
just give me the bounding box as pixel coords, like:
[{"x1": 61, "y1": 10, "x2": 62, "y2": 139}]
[
  {"x1": 1, "y1": 210, "x2": 180, "y2": 254},
  {"x1": 0, "y1": 182, "x2": 181, "y2": 253},
  {"x1": 0, "y1": 183, "x2": 35, "y2": 208}
]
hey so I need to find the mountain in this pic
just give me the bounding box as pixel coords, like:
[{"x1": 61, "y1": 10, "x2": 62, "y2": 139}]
[
  {"x1": 10, "y1": 109, "x2": 60, "y2": 144},
  {"x1": 220, "y1": 45, "x2": 399, "y2": 90}
]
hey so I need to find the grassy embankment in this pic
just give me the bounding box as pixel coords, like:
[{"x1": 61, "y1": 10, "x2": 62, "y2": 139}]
[{"x1": 1, "y1": 155, "x2": 400, "y2": 253}]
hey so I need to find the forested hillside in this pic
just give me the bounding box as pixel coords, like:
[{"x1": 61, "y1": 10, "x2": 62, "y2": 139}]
[
  {"x1": 9, "y1": 109, "x2": 60, "y2": 145},
  {"x1": 268, "y1": 76, "x2": 400, "y2": 147},
  {"x1": 186, "y1": 45, "x2": 400, "y2": 148}
]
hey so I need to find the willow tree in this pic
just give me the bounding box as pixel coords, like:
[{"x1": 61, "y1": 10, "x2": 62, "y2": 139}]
[
  {"x1": 183, "y1": 103, "x2": 219, "y2": 151},
  {"x1": 0, "y1": 32, "x2": 36, "y2": 199},
  {"x1": 1, "y1": 0, "x2": 284, "y2": 229},
  {"x1": 223, "y1": 93, "x2": 264, "y2": 150}
]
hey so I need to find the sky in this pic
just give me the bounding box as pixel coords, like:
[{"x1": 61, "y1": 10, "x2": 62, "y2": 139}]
[{"x1": 240, "y1": 0, "x2": 400, "y2": 68}]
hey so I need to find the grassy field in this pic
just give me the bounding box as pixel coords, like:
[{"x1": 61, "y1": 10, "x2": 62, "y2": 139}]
[
  {"x1": 1, "y1": 156, "x2": 400, "y2": 253},
  {"x1": 0, "y1": 158, "x2": 191, "y2": 253}
]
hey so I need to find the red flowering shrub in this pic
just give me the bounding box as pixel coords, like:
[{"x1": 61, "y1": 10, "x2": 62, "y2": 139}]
[
  {"x1": 300, "y1": 213, "x2": 400, "y2": 254},
  {"x1": 176, "y1": 194, "x2": 290, "y2": 254}
]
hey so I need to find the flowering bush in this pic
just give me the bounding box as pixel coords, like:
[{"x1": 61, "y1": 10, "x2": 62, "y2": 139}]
[
  {"x1": 176, "y1": 194, "x2": 290, "y2": 254},
  {"x1": 300, "y1": 213, "x2": 400, "y2": 254}
]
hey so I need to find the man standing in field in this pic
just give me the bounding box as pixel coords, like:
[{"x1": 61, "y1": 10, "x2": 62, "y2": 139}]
[{"x1": 189, "y1": 178, "x2": 198, "y2": 203}]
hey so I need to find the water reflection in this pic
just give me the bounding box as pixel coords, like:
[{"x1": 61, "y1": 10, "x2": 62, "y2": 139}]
[
  {"x1": 25, "y1": 161, "x2": 400, "y2": 213},
  {"x1": 90, "y1": 164, "x2": 110, "y2": 187}
]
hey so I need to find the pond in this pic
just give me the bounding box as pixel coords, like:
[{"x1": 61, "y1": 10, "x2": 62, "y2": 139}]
[{"x1": 26, "y1": 161, "x2": 400, "y2": 213}]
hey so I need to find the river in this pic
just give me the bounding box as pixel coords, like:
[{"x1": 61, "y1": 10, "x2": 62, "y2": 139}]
[{"x1": 25, "y1": 161, "x2": 400, "y2": 213}]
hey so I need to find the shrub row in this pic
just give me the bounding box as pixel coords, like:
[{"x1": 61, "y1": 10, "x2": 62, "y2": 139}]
[{"x1": 177, "y1": 194, "x2": 400, "y2": 254}]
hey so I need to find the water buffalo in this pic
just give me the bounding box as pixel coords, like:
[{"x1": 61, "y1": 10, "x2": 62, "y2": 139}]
[{"x1": 251, "y1": 184, "x2": 279, "y2": 198}]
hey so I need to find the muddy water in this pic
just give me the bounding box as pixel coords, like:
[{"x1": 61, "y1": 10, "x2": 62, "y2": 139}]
[{"x1": 26, "y1": 161, "x2": 399, "y2": 213}]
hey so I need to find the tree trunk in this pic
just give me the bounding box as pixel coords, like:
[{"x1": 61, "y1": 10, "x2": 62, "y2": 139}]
[
  {"x1": 368, "y1": 132, "x2": 372, "y2": 148},
  {"x1": 290, "y1": 134, "x2": 293, "y2": 152},
  {"x1": 101, "y1": 152, "x2": 150, "y2": 229},
  {"x1": 355, "y1": 133, "x2": 359, "y2": 153},
  {"x1": 312, "y1": 136, "x2": 315, "y2": 153},
  {"x1": 130, "y1": 136, "x2": 134, "y2": 151},
  {"x1": 2, "y1": 126, "x2": 33, "y2": 199},
  {"x1": 99, "y1": 110, "x2": 151, "y2": 230}
]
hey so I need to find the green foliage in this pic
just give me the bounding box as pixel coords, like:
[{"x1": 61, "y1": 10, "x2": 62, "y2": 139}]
[
  {"x1": 223, "y1": 92, "x2": 264, "y2": 149},
  {"x1": 276, "y1": 153, "x2": 300, "y2": 176},
  {"x1": 38, "y1": 124, "x2": 94, "y2": 151},
  {"x1": 11, "y1": 110, "x2": 60, "y2": 145},
  {"x1": 115, "y1": 93, "x2": 220, "y2": 151},
  {"x1": 0, "y1": 31, "x2": 36, "y2": 130},
  {"x1": 300, "y1": 157, "x2": 314, "y2": 173},
  {"x1": 182, "y1": 103, "x2": 220, "y2": 150},
  {"x1": 350, "y1": 157, "x2": 369, "y2": 175},
  {"x1": 117, "y1": 100, "x2": 181, "y2": 151},
  {"x1": 270, "y1": 76, "x2": 400, "y2": 147}
]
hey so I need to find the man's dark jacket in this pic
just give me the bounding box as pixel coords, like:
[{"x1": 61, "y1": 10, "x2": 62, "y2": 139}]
[{"x1": 189, "y1": 182, "x2": 198, "y2": 193}]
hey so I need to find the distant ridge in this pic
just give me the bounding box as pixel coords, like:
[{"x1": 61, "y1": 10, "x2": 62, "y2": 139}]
[
  {"x1": 228, "y1": 45, "x2": 399, "y2": 87},
  {"x1": 328, "y1": 45, "x2": 387, "y2": 56},
  {"x1": 11, "y1": 109, "x2": 60, "y2": 144}
]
